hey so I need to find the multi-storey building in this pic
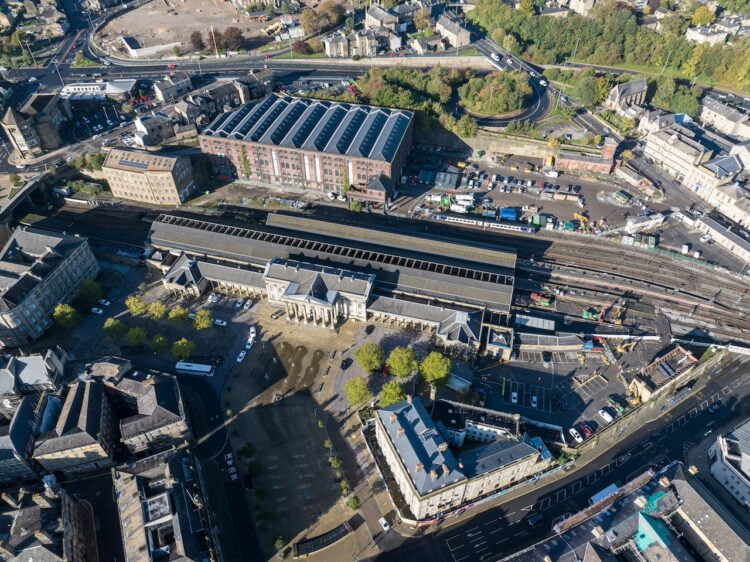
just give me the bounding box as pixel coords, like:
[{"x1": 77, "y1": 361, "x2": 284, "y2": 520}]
[
  {"x1": 0, "y1": 229, "x2": 99, "y2": 348},
  {"x1": 102, "y1": 148, "x2": 195, "y2": 206},
  {"x1": 700, "y1": 96, "x2": 750, "y2": 140},
  {"x1": 435, "y1": 15, "x2": 471, "y2": 48},
  {"x1": 710, "y1": 417, "x2": 750, "y2": 510},
  {"x1": 375, "y1": 397, "x2": 550, "y2": 519},
  {"x1": 1, "y1": 94, "x2": 72, "y2": 157},
  {"x1": 33, "y1": 379, "x2": 118, "y2": 475},
  {"x1": 133, "y1": 112, "x2": 175, "y2": 147},
  {"x1": 97, "y1": 360, "x2": 191, "y2": 455},
  {"x1": 154, "y1": 72, "x2": 192, "y2": 102},
  {"x1": 0, "y1": 348, "x2": 65, "y2": 419},
  {"x1": 199, "y1": 95, "x2": 414, "y2": 203},
  {"x1": 0, "y1": 394, "x2": 41, "y2": 487}
]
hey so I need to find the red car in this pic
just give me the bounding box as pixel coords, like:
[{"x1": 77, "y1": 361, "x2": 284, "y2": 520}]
[{"x1": 577, "y1": 422, "x2": 593, "y2": 438}]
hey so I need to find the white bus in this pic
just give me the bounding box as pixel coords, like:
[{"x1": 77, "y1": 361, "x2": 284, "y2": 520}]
[{"x1": 175, "y1": 362, "x2": 215, "y2": 377}]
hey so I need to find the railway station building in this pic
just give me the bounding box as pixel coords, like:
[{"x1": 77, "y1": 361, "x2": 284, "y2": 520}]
[
  {"x1": 198, "y1": 95, "x2": 414, "y2": 205},
  {"x1": 148, "y1": 212, "x2": 516, "y2": 355}
]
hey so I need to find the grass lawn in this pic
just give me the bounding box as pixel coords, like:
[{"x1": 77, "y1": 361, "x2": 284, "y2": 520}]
[
  {"x1": 457, "y1": 47, "x2": 481, "y2": 56},
  {"x1": 275, "y1": 51, "x2": 326, "y2": 59}
]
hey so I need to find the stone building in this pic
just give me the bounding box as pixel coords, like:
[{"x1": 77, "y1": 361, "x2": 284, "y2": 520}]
[
  {"x1": 685, "y1": 26, "x2": 727, "y2": 45},
  {"x1": 700, "y1": 96, "x2": 750, "y2": 140},
  {"x1": 375, "y1": 397, "x2": 550, "y2": 519},
  {"x1": 0, "y1": 394, "x2": 41, "y2": 488},
  {"x1": 199, "y1": 95, "x2": 415, "y2": 201},
  {"x1": 710, "y1": 417, "x2": 750, "y2": 510},
  {"x1": 435, "y1": 15, "x2": 471, "y2": 48},
  {"x1": 133, "y1": 112, "x2": 175, "y2": 147},
  {"x1": 365, "y1": 4, "x2": 397, "y2": 31},
  {"x1": 604, "y1": 79, "x2": 647, "y2": 118},
  {"x1": 102, "y1": 148, "x2": 195, "y2": 206},
  {"x1": 556, "y1": 137, "x2": 617, "y2": 174},
  {"x1": 0, "y1": 349, "x2": 65, "y2": 419},
  {"x1": 33, "y1": 379, "x2": 118, "y2": 475},
  {"x1": 0, "y1": 229, "x2": 98, "y2": 348},
  {"x1": 1, "y1": 94, "x2": 72, "y2": 157},
  {"x1": 153, "y1": 72, "x2": 192, "y2": 103}
]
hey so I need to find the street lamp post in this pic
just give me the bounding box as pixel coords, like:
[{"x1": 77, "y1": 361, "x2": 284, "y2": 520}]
[{"x1": 53, "y1": 62, "x2": 65, "y2": 86}]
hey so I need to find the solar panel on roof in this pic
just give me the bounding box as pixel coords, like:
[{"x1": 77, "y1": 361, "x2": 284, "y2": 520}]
[
  {"x1": 379, "y1": 114, "x2": 409, "y2": 162},
  {"x1": 356, "y1": 112, "x2": 387, "y2": 157},
  {"x1": 234, "y1": 96, "x2": 276, "y2": 138},
  {"x1": 335, "y1": 110, "x2": 367, "y2": 154},
  {"x1": 118, "y1": 158, "x2": 149, "y2": 170},
  {"x1": 220, "y1": 104, "x2": 255, "y2": 134},
  {"x1": 313, "y1": 107, "x2": 346, "y2": 151},
  {"x1": 269, "y1": 102, "x2": 308, "y2": 145},
  {"x1": 291, "y1": 105, "x2": 327, "y2": 147},
  {"x1": 250, "y1": 99, "x2": 288, "y2": 142}
]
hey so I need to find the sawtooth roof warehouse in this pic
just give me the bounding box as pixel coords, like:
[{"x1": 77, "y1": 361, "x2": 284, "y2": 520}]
[{"x1": 198, "y1": 95, "x2": 414, "y2": 205}]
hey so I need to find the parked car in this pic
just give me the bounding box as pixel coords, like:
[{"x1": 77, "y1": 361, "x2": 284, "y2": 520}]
[
  {"x1": 340, "y1": 357, "x2": 351, "y2": 370},
  {"x1": 214, "y1": 319, "x2": 227, "y2": 327},
  {"x1": 91, "y1": 307, "x2": 103, "y2": 315},
  {"x1": 528, "y1": 513, "x2": 544, "y2": 527},
  {"x1": 243, "y1": 299, "x2": 253, "y2": 311},
  {"x1": 708, "y1": 403, "x2": 721, "y2": 413},
  {"x1": 578, "y1": 423, "x2": 593, "y2": 438},
  {"x1": 598, "y1": 409, "x2": 614, "y2": 423},
  {"x1": 531, "y1": 395, "x2": 538, "y2": 408},
  {"x1": 209, "y1": 293, "x2": 219, "y2": 303},
  {"x1": 327, "y1": 192, "x2": 336, "y2": 200},
  {"x1": 511, "y1": 391, "x2": 518, "y2": 404},
  {"x1": 235, "y1": 299, "x2": 243, "y2": 309},
  {"x1": 568, "y1": 428, "x2": 583, "y2": 443},
  {"x1": 245, "y1": 338, "x2": 255, "y2": 350},
  {"x1": 337, "y1": 194, "x2": 346, "y2": 202},
  {"x1": 249, "y1": 326, "x2": 257, "y2": 339},
  {"x1": 271, "y1": 309, "x2": 285, "y2": 320},
  {"x1": 236, "y1": 350, "x2": 246, "y2": 363},
  {"x1": 379, "y1": 517, "x2": 390, "y2": 532},
  {"x1": 98, "y1": 299, "x2": 111, "y2": 306}
]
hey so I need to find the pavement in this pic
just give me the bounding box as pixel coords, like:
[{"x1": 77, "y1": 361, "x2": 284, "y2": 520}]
[{"x1": 375, "y1": 352, "x2": 750, "y2": 561}]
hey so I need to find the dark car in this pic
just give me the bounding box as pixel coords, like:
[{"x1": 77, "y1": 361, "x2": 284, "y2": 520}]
[
  {"x1": 528, "y1": 513, "x2": 544, "y2": 527},
  {"x1": 542, "y1": 351, "x2": 553, "y2": 363},
  {"x1": 340, "y1": 358, "x2": 352, "y2": 371}
]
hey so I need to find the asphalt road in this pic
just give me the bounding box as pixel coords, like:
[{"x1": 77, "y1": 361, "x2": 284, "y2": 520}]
[{"x1": 376, "y1": 354, "x2": 750, "y2": 561}]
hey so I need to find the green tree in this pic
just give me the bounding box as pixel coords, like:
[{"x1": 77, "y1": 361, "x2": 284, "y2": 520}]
[
  {"x1": 456, "y1": 115, "x2": 478, "y2": 137},
  {"x1": 547, "y1": 137, "x2": 561, "y2": 150},
  {"x1": 318, "y1": 0, "x2": 345, "y2": 27},
  {"x1": 415, "y1": 8, "x2": 431, "y2": 31},
  {"x1": 420, "y1": 351, "x2": 451, "y2": 388},
  {"x1": 151, "y1": 334, "x2": 169, "y2": 354},
  {"x1": 53, "y1": 304, "x2": 79, "y2": 329},
  {"x1": 240, "y1": 146, "x2": 250, "y2": 177},
  {"x1": 265, "y1": 3, "x2": 275, "y2": 18},
  {"x1": 125, "y1": 295, "x2": 148, "y2": 316},
  {"x1": 103, "y1": 317, "x2": 128, "y2": 339},
  {"x1": 274, "y1": 536, "x2": 285, "y2": 553},
  {"x1": 572, "y1": 76, "x2": 598, "y2": 107},
  {"x1": 519, "y1": 0, "x2": 534, "y2": 14},
  {"x1": 343, "y1": 376, "x2": 372, "y2": 406},
  {"x1": 147, "y1": 301, "x2": 167, "y2": 320},
  {"x1": 126, "y1": 327, "x2": 148, "y2": 347},
  {"x1": 340, "y1": 479, "x2": 350, "y2": 495},
  {"x1": 74, "y1": 279, "x2": 102, "y2": 309},
  {"x1": 346, "y1": 495, "x2": 360, "y2": 510},
  {"x1": 379, "y1": 380, "x2": 406, "y2": 407},
  {"x1": 171, "y1": 337, "x2": 196, "y2": 360},
  {"x1": 323, "y1": 438, "x2": 333, "y2": 451},
  {"x1": 341, "y1": 168, "x2": 349, "y2": 194},
  {"x1": 168, "y1": 305, "x2": 189, "y2": 324},
  {"x1": 300, "y1": 8, "x2": 322, "y2": 35},
  {"x1": 386, "y1": 347, "x2": 417, "y2": 378},
  {"x1": 193, "y1": 309, "x2": 213, "y2": 330},
  {"x1": 353, "y1": 343, "x2": 384, "y2": 373},
  {"x1": 171, "y1": 45, "x2": 181, "y2": 57},
  {"x1": 691, "y1": 5, "x2": 714, "y2": 26}
]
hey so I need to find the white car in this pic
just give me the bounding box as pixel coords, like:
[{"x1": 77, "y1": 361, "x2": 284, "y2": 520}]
[
  {"x1": 235, "y1": 299, "x2": 243, "y2": 309},
  {"x1": 209, "y1": 293, "x2": 219, "y2": 303},
  {"x1": 700, "y1": 234, "x2": 711, "y2": 243},
  {"x1": 568, "y1": 428, "x2": 583, "y2": 444},
  {"x1": 539, "y1": 79, "x2": 548, "y2": 86},
  {"x1": 91, "y1": 307, "x2": 103, "y2": 315},
  {"x1": 249, "y1": 326, "x2": 257, "y2": 339},
  {"x1": 490, "y1": 52, "x2": 500, "y2": 62},
  {"x1": 327, "y1": 192, "x2": 336, "y2": 200},
  {"x1": 214, "y1": 319, "x2": 227, "y2": 327},
  {"x1": 245, "y1": 337, "x2": 255, "y2": 350},
  {"x1": 506, "y1": 57, "x2": 514, "y2": 65},
  {"x1": 337, "y1": 194, "x2": 347, "y2": 202},
  {"x1": 98, "y1": 299, "x2": 111, "y2": 306},
  {"x1": 243, "y1": 299, "x2": 253, "y2": 311},
  {"x1": 531, "y1": 395, "x2": 538, "y2": 408},
  {"x1": 379, "y1": 517, "x2": 390, "y2": 532},
  {"x1": 236, "y1": 350, "x2": 246, "y2": 363},
  {"x1": 511, "y1": 391, "x2": 518, "y2": 404},
  {"x1": 598, "y1": 409, "x2": 614, "y2": 423}
]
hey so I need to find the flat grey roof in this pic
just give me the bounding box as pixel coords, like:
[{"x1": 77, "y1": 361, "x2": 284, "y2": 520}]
[{"x1": 202, "y1": 94, "x2": 413, "y2": 163}]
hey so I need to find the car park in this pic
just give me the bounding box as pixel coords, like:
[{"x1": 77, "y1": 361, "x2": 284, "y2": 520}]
[
  {"x1": 91, "y1": 307, "x2": 103, "y2": 315},
  {"x1": 598, "y1": 409, "x2": 614, "y2": 423},
  {"x1": 569, "y1": 428, "x2": 583, "y2": 443},
  {"x1": 214, "y1": 319, "x2": 227, "y2": 327},
  {"x1": 236, "y1": 350, "x2": 246, "y2": 363}
]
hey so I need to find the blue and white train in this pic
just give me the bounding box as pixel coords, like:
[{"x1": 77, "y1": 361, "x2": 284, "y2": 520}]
[{"x1": 432, "y1": 213, "x2": 537, "y2": 233}]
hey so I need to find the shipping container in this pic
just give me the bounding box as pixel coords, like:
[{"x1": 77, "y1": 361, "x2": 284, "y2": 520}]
[
  {"x1": 563, "y1": 221, "x2": 576, "y2": 231},
  {"x1": 500, "y1": 207, "x2": 519, "y2": 221},
  {"x1": 544, "y1": 155, "x2": 554, "y2": 167},
  {"x1": 455, "y1": 194, "x2": 476, "y2": 203},
  {"x1": 450, "y1": 203, "x2": 470, "y2": 214},
  {"x1": 483, "y1": 210, "x2": 497, "y2": 218},
  {"x1": 681, "y1": 243, "x2": 690, "y2": 255}
]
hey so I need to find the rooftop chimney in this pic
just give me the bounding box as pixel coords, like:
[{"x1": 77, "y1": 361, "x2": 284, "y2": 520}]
[
  {"x1": 397, "y1": 427, "x2": 405, "y2": 438},
  {"x1": 442, "y1": 463, "x2": 449, "y2": 476},
  {"x1": 1, "y1": 493, "x2": 17, "y2": 509},
  {"x1": 430, "y1": 469, "x2": 439, "y2": 481},
  {"x1": 32, "y1": 494, "x2": 52, "y2": 509},
  {"x1": 0, "y1": 541, "x2": 15, "y2": 557},
  {"x1": 438, "y1": 442, "x2": 448, "y2": 452},
  {"x1": 415, "y1": 462, "x2": 424, "y2": 472},
  {"x1": 389, "y1": 413, "x2": 397, "y2": 424},
  {"x1": 406, "y1": 394, "x2": 412, "y2": 404}
]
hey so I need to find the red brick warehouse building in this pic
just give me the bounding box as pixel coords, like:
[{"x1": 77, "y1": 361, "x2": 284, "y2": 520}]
[{"x1": 199, "y1": 94, "x2": 415, "y2": 205}]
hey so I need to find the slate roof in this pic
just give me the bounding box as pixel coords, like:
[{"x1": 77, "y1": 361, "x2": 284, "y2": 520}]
[
  {"x1": 699, "y1": 215, "x2": 750, "y2": 254},
  {"x1": 377, "y1": 399, "x2": 466, "y2": 495},
  {"x1": 0, "y1": 394, "x2": 38, "y2": 465},
  {"x1": 702, "y1": 96, "x2": 747, "y2": 123},
  {"x1": 202, "y1": 94, "x2": 414, "y2": 163},
  {"x1": 0, "y1": 353, "x2": 56, "y2": 395},
  {"x1": 265, "y1": 258, "x2": 375, "y2": 305},
  {"x1": 725, "y1": 418, "x2": 750, "y2": 458},
  {"x1": 111, "y1": 373, "x2": 183, "y2": 440},
  {"x1": 703, "y1": 154, "x2": 743, "y2": 179},
  {"x1": 0, "y1": 228, "x2": 88, "y2": 310},
  {"x1": 33, "y1": 380, "x2": 108, "y2": 456},
  {"x1": 611, "y1": 79, "x2": 647, "y2": 102},
  {"x1": 458, "y1": 439, "x2": 539, "y2": 479}
]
